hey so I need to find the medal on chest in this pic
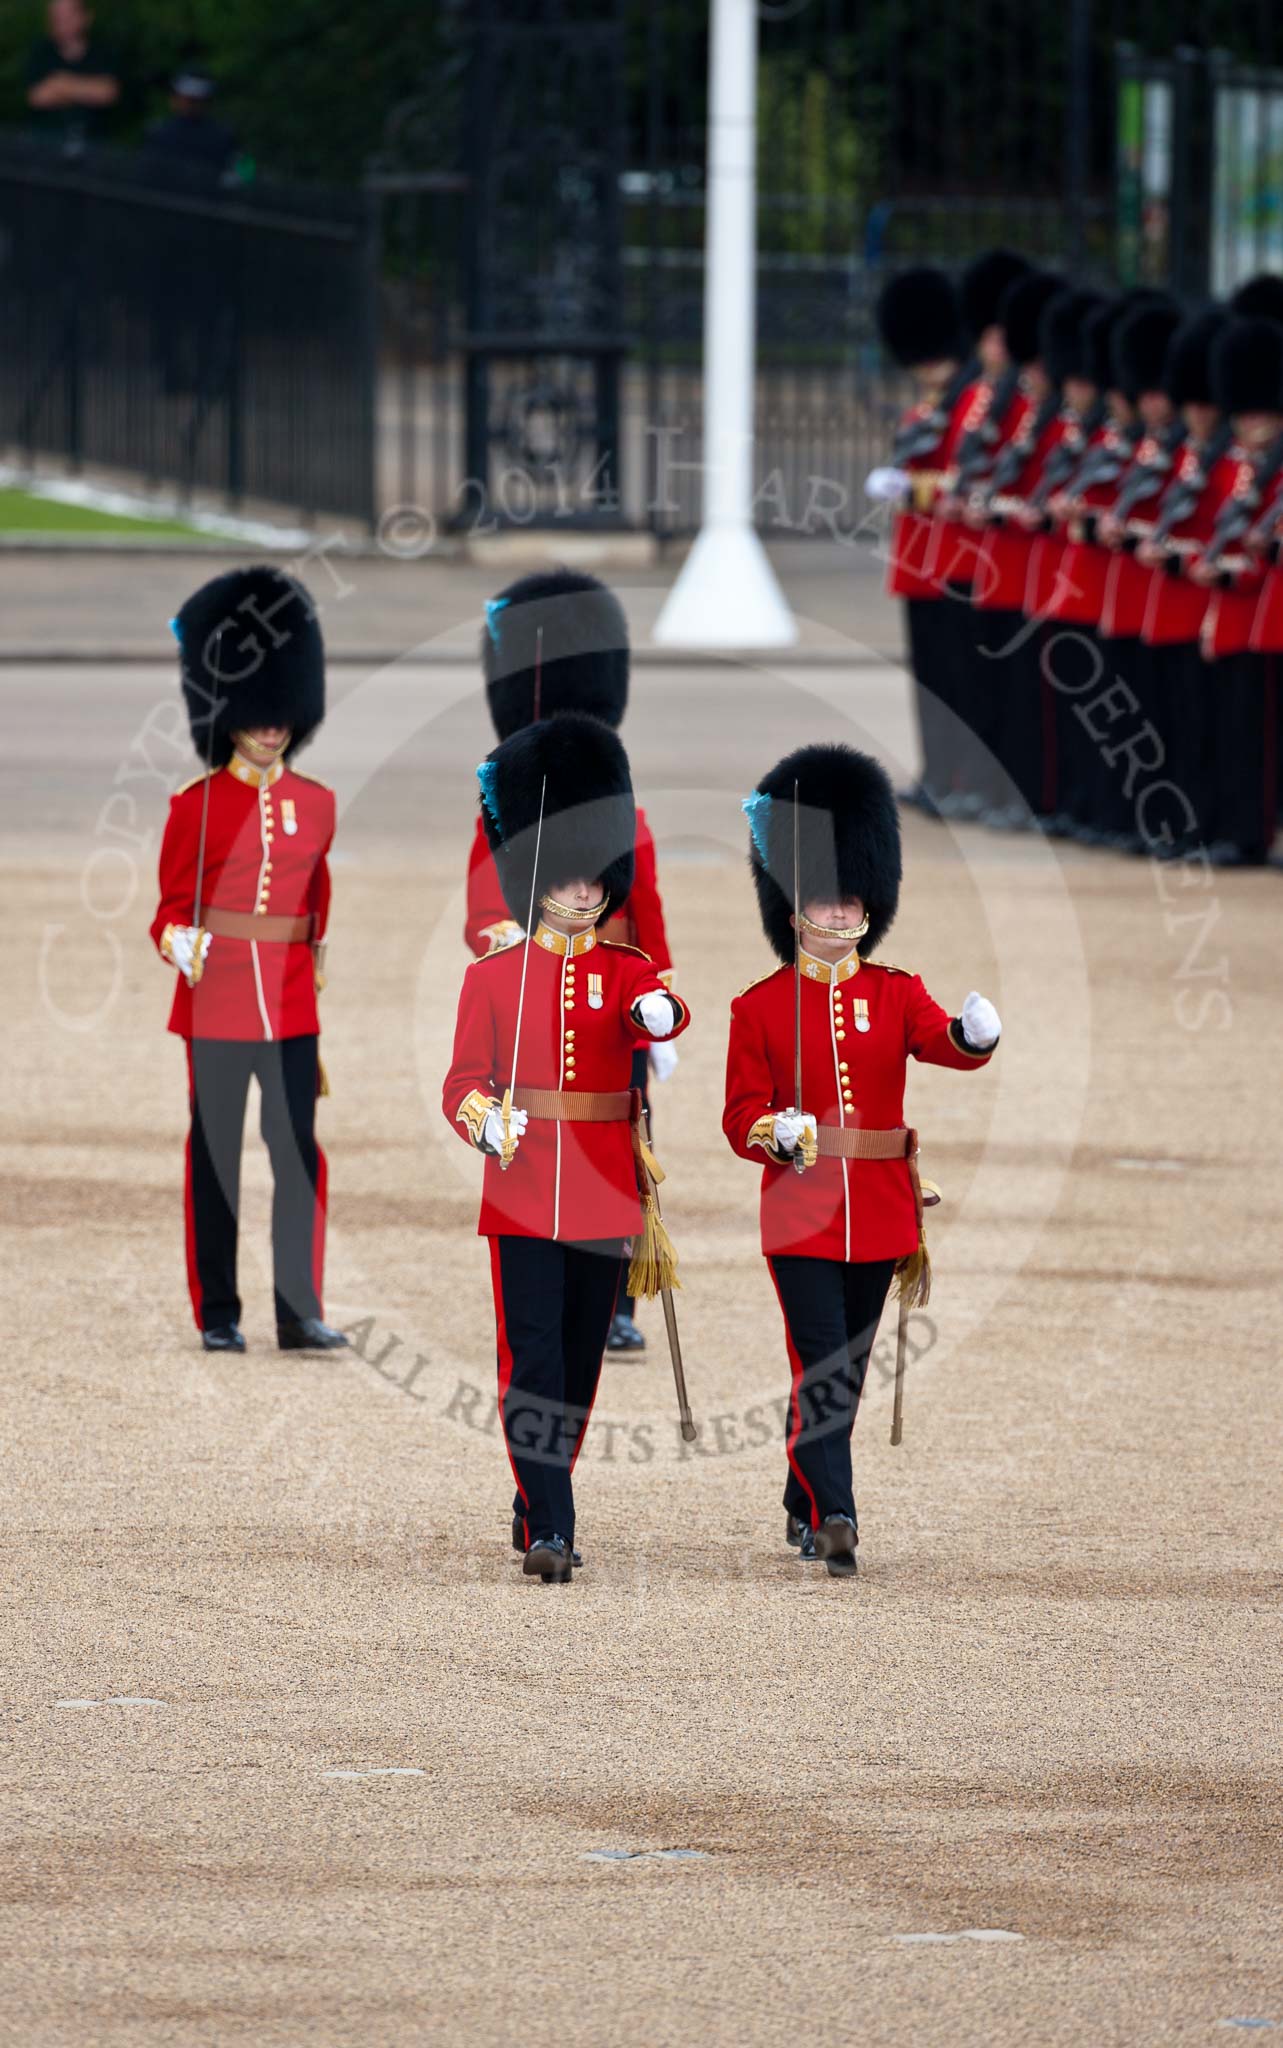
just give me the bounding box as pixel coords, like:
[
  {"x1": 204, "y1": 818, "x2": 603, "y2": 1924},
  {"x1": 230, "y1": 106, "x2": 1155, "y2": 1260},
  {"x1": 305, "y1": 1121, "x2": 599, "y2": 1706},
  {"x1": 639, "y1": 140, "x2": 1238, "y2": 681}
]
[
  {"x1": 587, "y1": 971, "x2": 603, "y2": 1010},
  {"x1": 281, "y1": 797, "x2": 298, "y2": 836},
  {"x1": 852, "y1": 996, "x2": 870, "y2": 1033}
]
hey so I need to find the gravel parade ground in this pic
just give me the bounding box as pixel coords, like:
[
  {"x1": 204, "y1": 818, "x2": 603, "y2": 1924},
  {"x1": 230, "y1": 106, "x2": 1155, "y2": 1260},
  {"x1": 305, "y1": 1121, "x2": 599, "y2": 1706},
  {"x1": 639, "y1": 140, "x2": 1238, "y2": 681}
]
[{"x1": 4, "y1": 560, "x2": 1281, "y2": 2046}]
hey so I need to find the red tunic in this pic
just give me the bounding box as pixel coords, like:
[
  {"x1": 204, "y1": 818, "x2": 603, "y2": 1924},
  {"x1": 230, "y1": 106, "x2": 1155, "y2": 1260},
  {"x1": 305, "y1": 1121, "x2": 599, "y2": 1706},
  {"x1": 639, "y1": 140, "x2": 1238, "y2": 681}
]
[
  {"x1": 463, "y1": 807, "x2": 671, "y2": 971},
  {"x1": 1100, "y1": 434, "x2": 1185, "y2": 639},
  {"x1": 1043, "y1": 424, "x2": 1136, "y2": 626},
  {"x1": 886, "y1": 379, "x2": 978, "y2": 601},
  {"x1": 920, "y1": 377, "x2": 1022, "y2": 592},
  {"x1": 443, "y1": 928, "x2": 690, "y2": 1243},
  {"x1": 1139, "y1": 442, "x2": 1226, "y2": 646},
  {"x1": 971, "y1": 400, "x2": 1068, "y2": 613},
  {"x1": 1199, "y1": 461, "x2": 1283, "y2": 658},
  {"x1": 149, "y1": 760, "x2": 334, "y2": 1042},
  {"x1": 722, "y1": 958, "x2": 993, "y2": 1264},
  {"x1": 1249, "y1": 547, "x2": 1283, "y2": 651},
  {"x1": 1102, "y1": 541, "x2": 1158, "y2": 639}
]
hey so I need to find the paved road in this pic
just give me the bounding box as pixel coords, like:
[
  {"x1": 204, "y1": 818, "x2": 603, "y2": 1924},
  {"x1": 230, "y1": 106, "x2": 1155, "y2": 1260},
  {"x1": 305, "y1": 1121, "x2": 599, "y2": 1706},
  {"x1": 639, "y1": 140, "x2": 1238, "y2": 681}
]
[
  {"x1": 3, "y1": 649, "x2": 1281, "y2": 2046},
  {"x1": 0, "y1": 538, "x2": 904, "y2": 663}
]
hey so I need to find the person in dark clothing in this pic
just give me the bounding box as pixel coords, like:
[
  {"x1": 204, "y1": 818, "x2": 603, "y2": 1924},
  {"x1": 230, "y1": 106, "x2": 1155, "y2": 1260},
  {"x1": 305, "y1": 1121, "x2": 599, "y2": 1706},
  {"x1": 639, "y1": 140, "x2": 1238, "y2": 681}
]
[
  {"x1": 142, "y1": 67, "x2": 238, "y2": 185},
  {"x1": 25, "y1": 0, "x2": 120, "y2": 151}
]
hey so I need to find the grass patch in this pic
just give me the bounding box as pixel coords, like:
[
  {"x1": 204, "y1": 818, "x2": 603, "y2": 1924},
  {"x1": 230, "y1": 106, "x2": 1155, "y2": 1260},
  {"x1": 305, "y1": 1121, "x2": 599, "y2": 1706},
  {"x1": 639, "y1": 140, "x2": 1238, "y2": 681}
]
[{"x1": 0, "y1": 488, "x2": 219, "y2": 540}]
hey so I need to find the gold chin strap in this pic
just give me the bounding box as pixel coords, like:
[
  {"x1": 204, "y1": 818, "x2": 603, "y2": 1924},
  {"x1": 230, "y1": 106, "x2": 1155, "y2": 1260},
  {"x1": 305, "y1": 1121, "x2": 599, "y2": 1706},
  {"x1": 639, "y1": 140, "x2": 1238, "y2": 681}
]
[
  {"x1": 232, "y1": 731, "x2": 290, "y2": 767},
  {"x1": 539, "y1": 893, "x2": 605, "y2": 926},
  {"x1": 799, "y1": 913, "x2": 870, "y2": 943}
]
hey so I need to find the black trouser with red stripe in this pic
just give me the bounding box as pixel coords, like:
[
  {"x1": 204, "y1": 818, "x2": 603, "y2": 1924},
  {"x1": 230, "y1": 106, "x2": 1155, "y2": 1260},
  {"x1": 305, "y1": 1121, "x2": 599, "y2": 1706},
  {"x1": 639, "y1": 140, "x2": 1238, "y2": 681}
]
[
  {"x1": 185, "y1": 1034, "x2": 325, "y2": 1332},
  {"x1": 768, "y1": 1255, "x2": 895, "y2": 1532},
  {"x1": 490, "y1": 1234, "x2": 626, "y2": 1547}
]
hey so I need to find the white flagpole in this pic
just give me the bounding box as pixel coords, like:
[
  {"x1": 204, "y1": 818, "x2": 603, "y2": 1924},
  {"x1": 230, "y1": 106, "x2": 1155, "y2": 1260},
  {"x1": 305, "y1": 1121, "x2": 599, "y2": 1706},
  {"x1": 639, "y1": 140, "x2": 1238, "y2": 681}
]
[{"x1": 652, "y1": 0, "x2": 796, "y2": 650}]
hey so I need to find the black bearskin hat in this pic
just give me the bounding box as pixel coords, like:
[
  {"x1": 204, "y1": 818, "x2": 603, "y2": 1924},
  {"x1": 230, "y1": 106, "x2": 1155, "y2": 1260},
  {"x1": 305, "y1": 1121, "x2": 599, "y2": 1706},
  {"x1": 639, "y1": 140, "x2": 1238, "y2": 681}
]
[
  {"x1": 1163, "y1": 307, "x2": 1230, "y2": 407},
  {"x1": 960, "y1": 249, "x2": 1030, "y2": 343},
  {"x1": 1230, "y1": 273, "x2": 1283, "y2": 323},
  {"x1": 745, "y1": 744, "x2": 902, "y2": 966},
  {"x1": 174, "y1": 565, "x2": 324, "y2": 770},
  {"x1": 481, "y1": 568, "x2": 629, "y2": 741},
  {"x1": 999, "y1": 270, "x2": 1065, "y2": 367},
  {"x1": 1211, "y1": 317, "x2": 1283, "y2": 415},
  {"x1": 1083, "y1": 299, "x2": 1129, "y2": 392},
  {"x1": 876, "y1": 266, "x2": 965, "y2": 368},
  {"x1": 1040, "y1": 288, "x2": 1106, "y2": 385},
  {"x1": 478, "y1": 712, "x2": 635, "y2": 924},
  {"x1": 1113, "y1": 299, "x2": 1181, "y2": 400}
]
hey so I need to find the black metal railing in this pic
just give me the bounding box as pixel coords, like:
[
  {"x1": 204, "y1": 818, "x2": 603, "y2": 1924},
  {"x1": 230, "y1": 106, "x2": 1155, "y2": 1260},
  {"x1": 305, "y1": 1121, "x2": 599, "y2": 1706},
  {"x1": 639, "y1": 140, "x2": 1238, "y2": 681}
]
[
  {"x1": 5, "y1": 1, "x2": 1283, "y2": 539},
  {"x1": 0, "y1": 136, "x2": 377, "y2": 524}
]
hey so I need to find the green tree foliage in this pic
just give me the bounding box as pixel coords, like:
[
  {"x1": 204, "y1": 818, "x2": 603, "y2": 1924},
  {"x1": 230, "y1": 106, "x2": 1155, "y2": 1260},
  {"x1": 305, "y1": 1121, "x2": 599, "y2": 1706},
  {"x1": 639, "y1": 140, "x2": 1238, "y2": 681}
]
[{"x1": 0, "y1": 0, "x2": 449, "y2": 182}]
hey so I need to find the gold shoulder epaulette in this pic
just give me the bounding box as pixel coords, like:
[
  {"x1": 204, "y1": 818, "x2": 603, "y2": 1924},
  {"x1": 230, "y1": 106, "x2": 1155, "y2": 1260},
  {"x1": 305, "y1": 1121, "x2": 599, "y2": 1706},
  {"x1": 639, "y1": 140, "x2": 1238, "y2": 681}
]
[
  {"x1": 173, "y1": 771, "x2": 212, "y2": 797},
  {"x1": 287, "y1": 769, "x2": 333, "y2": 793},
  {"x1": 734, "y1": 967, "x2": 782, "y2": 1000},
  {"x1": 599, "y1": 940, "x2": 653, "y2": 962},
  {"x1": 867, "y1": 959, "x2": 912, "y2": 975},
  {"x1": 472, "y1": 941, "x2": 519, "y2": 965}
]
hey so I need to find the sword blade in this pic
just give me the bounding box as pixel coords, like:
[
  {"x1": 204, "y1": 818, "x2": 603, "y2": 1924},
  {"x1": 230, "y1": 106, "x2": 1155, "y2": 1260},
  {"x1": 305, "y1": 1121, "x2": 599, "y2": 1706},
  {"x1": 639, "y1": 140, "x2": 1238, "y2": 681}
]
[
  {"x1": 641, "y1": 1109, "x2": 696, "y2": 1441},
  {"x1": 504, "y1": 770, "x2": 545, "y2": 1122},
  {"x1": 792, "y1": 779, "x2": 806, "y2": 1175}
]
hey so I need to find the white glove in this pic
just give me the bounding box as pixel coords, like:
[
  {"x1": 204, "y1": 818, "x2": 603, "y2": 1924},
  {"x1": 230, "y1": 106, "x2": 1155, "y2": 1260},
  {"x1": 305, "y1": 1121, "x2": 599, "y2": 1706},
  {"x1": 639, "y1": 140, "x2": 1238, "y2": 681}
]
[
  {"x1": 960, "y1": 990, "x2": 1001, "y2": 1049},
  {"x1": 649, "y1": 1041, "x2": 679, "y2": 1084},
  {"x1": 772, "y1": 1111, "x2": 817, "y2": 1156},
  {"x1": 635, "y1": 991, "x2": 677, "y2": 1039},
  {"x1": 481, "y1": 1106, "x2": 528, "y2": 1156},
  {"x1": 865, "y1": 465, "x2": 911, "y2": 503},
  {"x1": 167, "y1": 924, "x2": 211, "y2": 985}
]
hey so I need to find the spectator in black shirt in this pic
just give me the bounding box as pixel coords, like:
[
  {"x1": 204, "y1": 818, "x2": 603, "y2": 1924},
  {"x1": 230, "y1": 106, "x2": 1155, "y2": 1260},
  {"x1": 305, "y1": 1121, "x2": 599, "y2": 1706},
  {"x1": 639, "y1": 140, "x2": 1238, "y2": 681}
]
[
  {"x1": 141, "y1": 67, "x2": 238, "y2": 185},
  {"x1": 25, "y1": 0, "x2": 121, "y2": 151}
]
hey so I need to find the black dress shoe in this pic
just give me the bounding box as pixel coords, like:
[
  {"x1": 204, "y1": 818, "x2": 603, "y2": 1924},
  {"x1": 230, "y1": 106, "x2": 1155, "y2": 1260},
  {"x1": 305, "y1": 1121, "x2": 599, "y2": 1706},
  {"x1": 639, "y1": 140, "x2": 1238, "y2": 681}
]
[
  {"x1": 798, "y1": 1525, "x2": 818, "y2": 1561},
  {"x1": 523, "y1": 1534, "x2": 574, "y2": 1584},
  {"x1": 606, "y1": 1311, "x2": 646, "y2": 1352},
  {"x1": 202, "y1": 1324, "x2": 246, "y2": 1353},
  {"x1": 814, "y1": 1513, "x2": 858, "y2": 1579},
  {"x1": 512, "y1": 1514, "x2": 581, "y2": 1567},
  {"x1": 785, "y1": 1513, "x2": 808, "y2": 1550},
  {"x1": 277, "y1": 1318, "x2": 351, "y2": 1352}
]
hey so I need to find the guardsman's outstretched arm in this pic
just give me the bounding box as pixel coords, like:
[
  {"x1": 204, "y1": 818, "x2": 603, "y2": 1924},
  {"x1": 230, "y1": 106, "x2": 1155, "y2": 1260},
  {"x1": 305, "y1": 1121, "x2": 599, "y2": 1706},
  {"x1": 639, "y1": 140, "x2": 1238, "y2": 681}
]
[{"x1": 904, "y1": 975, "x2": 1001, "y2": 1067}]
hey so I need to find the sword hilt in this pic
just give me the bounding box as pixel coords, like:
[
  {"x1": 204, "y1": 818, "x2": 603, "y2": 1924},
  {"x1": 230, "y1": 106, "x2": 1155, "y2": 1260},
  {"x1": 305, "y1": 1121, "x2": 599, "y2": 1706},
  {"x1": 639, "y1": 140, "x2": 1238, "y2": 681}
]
[{"x1": 786, "y1": 1107, "x2": 815, "y2": 1174}]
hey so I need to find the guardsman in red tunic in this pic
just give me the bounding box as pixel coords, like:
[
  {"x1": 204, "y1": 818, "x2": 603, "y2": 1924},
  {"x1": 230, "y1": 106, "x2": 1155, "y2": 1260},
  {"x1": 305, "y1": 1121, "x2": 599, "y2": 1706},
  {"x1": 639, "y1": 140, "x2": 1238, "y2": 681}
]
[
  {"x1": 1092, "y1": 299, "x2": 1185, "y2": 847},
  {"x1": 869, "y1": 265, "x2": 969, "y2": 813},
  {"x1": 724, "y1": 746, "x2": 1000, "y2": 1579},
  {"x1": 1020, "y1": 287, "x2": 1107, "y2": 828},
  {"x1": 1188, "y1": 318, "x2": 1283, "y2": 863},
  {"x1": 443, "y1": 714, "x2": 690, "y2": 1582},
  {"x1": 1136, "y1": 309, "x2": 1232, "y2": 852},
  {"x1": 920, "y1": 249, "x2": 1031, "y2": 814},
  {"x1": 149, "y1": 568, "x2": 348, "y2": 1355},
  {"x1": 966, "y1": 269, "x2": 1068, "y2": 823},
  {"x1": 465, "y1": 568, "x2": 675, "y2": 1354},
  {"x1": 1041, "y1": 298, "x2": 1144, "y2": 841},
  {"x1": 1246, "y1": 312, "x2": 1283, "y2": 845}
]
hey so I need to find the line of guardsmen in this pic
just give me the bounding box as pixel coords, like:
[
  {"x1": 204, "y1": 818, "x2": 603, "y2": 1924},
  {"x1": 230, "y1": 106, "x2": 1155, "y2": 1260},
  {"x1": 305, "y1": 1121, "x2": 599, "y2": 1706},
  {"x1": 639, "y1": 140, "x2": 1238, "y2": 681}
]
[{"x1": 874, "y1": 251, "x2": 1283, "y2": 866}]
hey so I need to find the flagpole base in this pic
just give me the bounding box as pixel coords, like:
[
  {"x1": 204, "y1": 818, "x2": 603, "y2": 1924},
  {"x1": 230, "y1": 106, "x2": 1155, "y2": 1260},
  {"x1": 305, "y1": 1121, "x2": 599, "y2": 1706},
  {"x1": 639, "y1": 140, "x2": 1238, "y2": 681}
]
[{"x1": 652, "y1": 523, "x2": 797, "y2": 650}]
